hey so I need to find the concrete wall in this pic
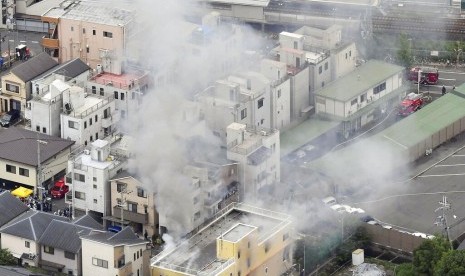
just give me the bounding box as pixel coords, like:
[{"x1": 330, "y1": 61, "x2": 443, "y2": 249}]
[{"x1": 365, "y1": 224, "x2": 424, "y2": 253}]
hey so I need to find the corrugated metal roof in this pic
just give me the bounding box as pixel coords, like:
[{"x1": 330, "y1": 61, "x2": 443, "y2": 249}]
[
  {"x1": 315, "y1": 60, "x2": 404, "y2": 102},
  {"x1": 0, "y1": 127, "x2": 75, "y2": 166},
  {"x1": 39, "y1": 220, "x2": 96, "y2": 253},
  {"x1": 11, "y1": 52, "x2": 58, "y2": 82},
  {"x1": 0, "y1": 191, "x2": 29, "y2": 227}
]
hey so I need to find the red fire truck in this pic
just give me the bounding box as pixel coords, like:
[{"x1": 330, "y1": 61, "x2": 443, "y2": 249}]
[
  {"x1": 398, "y1": 92, "x2": 424, "y2": 117},
  {"x1": 408, "y1": 67, "x2": 439, "y2": 85}
]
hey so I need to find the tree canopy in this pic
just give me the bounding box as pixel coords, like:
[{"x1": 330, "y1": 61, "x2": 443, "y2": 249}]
[
  {"x1": 396, "y1": 33, "x2": 413, "y2": 69},
  {"x1": 434, "y1": 250, "x2": 465, "y2": 276},
  {"x1": 413, "y1": 235, "x2": 451, "y2": 275}
]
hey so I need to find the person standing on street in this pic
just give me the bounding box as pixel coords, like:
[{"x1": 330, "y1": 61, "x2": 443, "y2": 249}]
[{"x1": 442, "y1": 85, "x2": 446, "y2": 95}]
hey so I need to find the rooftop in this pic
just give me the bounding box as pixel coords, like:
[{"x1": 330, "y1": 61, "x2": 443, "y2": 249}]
[
  {"x1": 89, "y1": 70, "x2": 149, "y2": 90},
  {"x1": 11, "y1": 52, "x2": 58, "y2": 82},
  {"x1": 0, "y1": 191, "x2": 29, "y2": 228},
  {"x1": 315, "y1": 60, "x2": 404, "y2": 102},
  {"x1": 81, "y1": 226, "x2": 147, "y2": 246},
  {"x1": 205, "y1": 0, "x2": 270, "y2": 7},
  {"x1": 151, "y1": 203, "x2": 292, "y2": 274}
]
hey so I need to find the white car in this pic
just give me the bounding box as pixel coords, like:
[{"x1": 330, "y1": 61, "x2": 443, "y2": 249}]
[
  {"x1": 330, "y1": 204, "x2": 346, "y2": 213},
  {"x1": 322, "y1": 196, "x2": 337, "y2": 206},
  {"x1": 341, "y1": 205, "x2": 365, "y2": 214}
]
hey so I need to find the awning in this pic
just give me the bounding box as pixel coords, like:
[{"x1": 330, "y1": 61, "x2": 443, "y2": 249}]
[{"x1": 11, "y1": 187, "x2": 33, "y2": 198}]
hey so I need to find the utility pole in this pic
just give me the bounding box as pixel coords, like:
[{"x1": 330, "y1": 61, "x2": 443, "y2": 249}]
[
  {"x1": 434, "y1": 195, "x2": 452, "y2": 249},
  {"x1": 37, "y1": 139, "x2": 48, "y2": 211}
]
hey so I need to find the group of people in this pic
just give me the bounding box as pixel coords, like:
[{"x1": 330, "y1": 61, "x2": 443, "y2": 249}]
[{"x1": 19, "y1": 194, "x2": 53, "y2": 212}]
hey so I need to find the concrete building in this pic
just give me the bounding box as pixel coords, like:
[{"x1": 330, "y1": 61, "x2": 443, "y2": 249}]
[
  {"x1": 0, "y1": 127, "x2": 74, "y2": 192},
  {"x1": 151, "y1": 203, "x2": 293, "y2": 276},
  {"x1": 67, "y1": 139, "x2": 126, "y2": 219},
  {"x1": 86, "y1": 69, "x2": 150, "y2": 121},
  {"x1": 25, "y1": 58, "x2": 91, "y2": 136},
  {"x1": 81, "y1": 227, "x2": 149, "y2": 276},
  {"x1": 41, "y1": 0, "x2": 135, "y2": 74},
  {"x1": 60, "y1": 86, "x2": 118, "y2": 146},
  {"x1": 107, "y1": 171, "x2": 159, "y2": 238},
  {"x1": 314, "y1": 60, "x2": 406, "y2": 139},
  {"x1": 226, "y1": 123, "x2": 280, "y2": 198},
  {"x1": 0, "y1": 52, "x2": 58, "y2": 114}
]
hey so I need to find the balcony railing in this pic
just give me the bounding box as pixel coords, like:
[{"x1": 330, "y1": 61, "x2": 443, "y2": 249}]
[{"x1": 112, "y1": 206, "x2": 148, "y2": 224}]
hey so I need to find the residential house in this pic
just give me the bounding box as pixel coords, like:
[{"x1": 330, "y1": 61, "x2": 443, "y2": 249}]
[
  {"x1": 38, "y1": 215, "x2": 104, "y2": 276},
  {"x1": 151, "y1": 203, "x2": 293, "y2": 276},
  {"x1": 226, "y1": 123, "x2": 280, "y2": 198},
  {"x1": 41, "y1": 1, "x2": 135, "y2": 74},
  {"x1": 107, "y1": 171, "x2": 159, "y2": 238},
  {"x1": 67, "y1": 139, "x2": 126, "y2": 221},
  {"x1": 81, "y1": 227, "x2": 149, "y2": 276},
  {"x1": 26, "y1": 58, "x2": 91, "y2": 136},
  {"x1": 0, "y1": 52, "x2": 58, "y2": 114},
  {"x1": 60, "y1": 86, "x2": 118, "y2": 146},
  {"x1": 314, "y1": 59, "x2": 406, "y2": 139},
  {"x1": 0, "y1": 127, "x2": 74, "y2": 191},
  {"x1": 0, "y1": 210, "x2": 68, "y2": 267}
]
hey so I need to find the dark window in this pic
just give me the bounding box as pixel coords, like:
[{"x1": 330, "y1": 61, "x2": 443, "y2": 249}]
[
  {"x1": 92, "y1": 29, "x2": 96, "y2": 36},
  {"x1": 64, "y1": 251, "x2": 75, "y2": 260},
  {"x1": 42, "y1": 127, "x2": 46, "y2": 133},
  {"x1": 128, "y1": 202, "x2": 137, "y2": 212},
  {"x1": 100, "y1": 88, "x2": 104, "y2": 96},
  {"x1": 36, "y1": 125, "x2": 40, "y2": 131},
  {"x1": 258, "y1": 98, "x2": 264, "y2": 109},
  {"x1": 44, "y1": 246, "x2": 54, "y2": 254},
  {"x1": 373, "y1": 82, "x2": 386, "y2": 94},
  {"x1": 241, "y1": 108, "x2": 247, "y2": 120},
  {"x1": 319, "y1": 66, "x2": 322, "y2": 74},
  {"x1": 25, "y1": 241, "x2": 30, "y2": 248},
  {"x1": 6, "y1": 164, "x2": 16, "y2": 173},
  {"x1": 74, "y1": 173, "x2": 85, "y2": 182},
  {"x1": 6, "y1": 83, "x2": 19, "y2": 93},
  {"x1": 92, "y1": 257, "x2": 108, "y2": 268},
  {"x1": 137, "y1": 187, "x2": 147, "y2": 198},
  {"x1": 96, "y1": 132, "x2": 98, "y2": 139},
  {"x1": 277, "y1": 89, "x2": 281, "y2": 98},
  {"x1": 75, "y1": 191, "x2": 85, "y2": 200},
  {"x1": 351, "y1": 98, "x2": 358, "y2": 106},
  {"x1": 103, "y1": 31, "x2": 113, "y2": 38},
  {"x1": 325, "y1": 62, "x2": 328, "y2": 70},
  {"x1": 116, "y1": 182, "x2": 126, "y2": 192},
  {"x1": 90, "y1": 135, "x2": 93, "y2": 142},
  {"x1": 19, "y1": 168, "x2": 29, "y2": 177},
  {"x1": 89, "y1": 118, "x2": 93, "y2": 125},
  {"x1": 70, "y1": 26, "x2": 74, "y2": 31},
  {"x1": 91, "y1": 86, "x2": 96, "y2": 94},
  {"x1": 84, "y1": 121, "x2": 87, "y2": 129},
  {"x1": 360, "y1": 93, "x2": 366, "y2": 102},
  {"x1": 114, "y1": 91, "x2": 118, "y2": 99},
  {"x1": 86, "y1": 46, "x2": 89, "y2": 53},
  {"x1": 82, "y1": 28, "x2": 86, "y2": 34},
  {"x1": 121, "y1": 93, "x2": 125, "y2": 101},
  {"x1": 95, "y1": 115, "x2": 98, "y2": 122}
]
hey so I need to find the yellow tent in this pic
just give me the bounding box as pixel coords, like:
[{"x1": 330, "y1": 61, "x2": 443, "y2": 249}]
[{"x1": 11, "y1": 186, "x2": 33, "y2": 198}]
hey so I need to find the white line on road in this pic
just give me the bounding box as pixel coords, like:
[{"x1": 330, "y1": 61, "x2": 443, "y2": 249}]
[
  {"x1": 438, "y1": 78, "x2": 456, "y2": 81},
  {"x1": 30, "y1": 41, "x2": 38, "y2": 43},
  {"x1": 435, "y1": 164, "x2": 465, "y2": 167},
  {"x1": 418, "y1": 173, "x2": 465, "y2": 178},
  {"x1": 8, "y1": 40, "x2": 13, "y2": 42},
  {"x1": 19, "y1": 41, "x2": 26, "y2": 43},
  {"x1": 452, "y1": 154, "x2": 465, "y2": 157}
]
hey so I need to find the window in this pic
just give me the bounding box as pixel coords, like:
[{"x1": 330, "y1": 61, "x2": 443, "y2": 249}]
[
  {"x1": 322, "y1": 81, "x2": 325, "y2": 87},
  {"x1": 93, "y1": 184, "x2": 97, "y2": 189},
  {"x1": 84, "y1": 121, "x2": 87, "y2": 129},
  {"x1": 86, "y1": 46, "x2": 89, "y2": 53},
  {"x1": 99, "y1": 88, "x2": 104, "y2": 96},
  {"x1": 325, "y1": 62, "x2": 328, "y2": 70},
  {"x1": 64, "y1": 251, "x2": 75, "y2": 260},
  {"x1": 96, "y1": 133, "x2": 98, "y2": 139},
  {"x1": 36, "y1": 125, "x2": 40, "y2": 131},
  {"x1": 349, "y1": 50, "x2": 352, "y2": 57},
  {"x1": 117, "y1": 182, "x2": 126, "y2": 192},
  {"x1": 42, "y1": 127, "x2": 46, "y2": 133},
  {"x1": 360, "y1": 93, "x2": 366, "y2": 102},
  {"x1": 194, "y1": 211, "x2": 201, "y2": 221},
  {"x1": 319, "y1": 66, "x2": 322, "y2": 74},
  {"x1": 193, "y1": 196, "x2": 198, "y2": 204},
  {"x1": 237, "y1": 251, "x2": 241, "y2": 259},
  {"x1": 91, "y1": 86, "x2": 96, "y2": 94},
  {"x1": 121, "y1": 92, "x2": 125, "y2": 101},
  {"x1": 6, "y1": 83, "x2": 19, "y2": 93},
  {"x1": 25, "y1": 241, "x2": 30, "y2": 248},
  {"x1": 68, "y1": 120, "x2": 78, "y2": 129},
  {"x1": 90, "y1": 135, "x2": 93, "y2": 142},
  {"x1": 351, "y1": 98, "x2": 358, "y2": 106},
  {"x1": 240, "y1": 108, "x2": 247, "y2": 120},
  {"x1": 95, "y1": 115, "x2": 98, "y2": 122},
  {"x1": 137, "y1": 251, "x2": 139, "y2": 258},
  {"x1": 74, "y1": 173, "x2": 85, "y2": 182},
  {"x1": 44, "y1": 246, "x2": 54, "y2": 254},
  {"x1": 82, "y1": 28, "x2": 86, "y2": 34},
  {"x1": 6, "y1": 164, "x2": 16, "y2": 174},
  {"x1": 75, "y1": 191, "x2": 85, "y2": 200},
  {"x1": 293, "y1": 41, "x2": 297, "y2": 49},
  {"x1": 277, "y1": 89, "x2": 281, "y2": 98},
  {"x1": 19, "y1": 168, "x2": 29, "y2": 177},
  {"x1": 345, "y1": 53, "x2": 348, "y2": 59},
  {"x1": 89, "y1": 118, "x2": 93, "y2": 125},
  {"x1": 137, "y1": 187, "x2": 146, "y2": 198},
  {"x1": 114, "y1": 91, "x2": 118, "y2": 99},
  {"x1": 103, "y1": 31, "x2": 113, "y2": 38},
  {"x1": 257, "y1": 98, "x2": 264, "y2": 109},
  {"x1": 128, "y1": 202, "x2": 137, "y2": 212},
  {"x1": 92, "y1": 257, "x2": 108, "y2": 268},
  {"x1": 373, "y1": 82, "x2": 386, "y2": 94},
  {"x1": 92, "y1": 29, "x2": 96, "y2": 36},
  {"x1": 93, "y1": 199, "x2": 97, "y2": 204}
]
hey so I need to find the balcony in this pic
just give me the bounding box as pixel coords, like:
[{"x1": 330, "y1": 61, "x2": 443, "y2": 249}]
[
  {"x1": 117, "y1": 261, "x2": 132, "y2": 276},
  {"x1": 41, "y1": 37, "x2": 59, "y2": 49},
  {"x1": 113, "y1": 206, "x2": 148, "y2": 224},
  {"x1": 101, "y1": 115, "x2": 113, "y2": 128}
]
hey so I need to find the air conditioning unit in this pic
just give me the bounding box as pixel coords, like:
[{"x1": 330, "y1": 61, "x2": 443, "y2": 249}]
[{"x1": 84, "y1": 149, "x2": 90, "y2": 155}]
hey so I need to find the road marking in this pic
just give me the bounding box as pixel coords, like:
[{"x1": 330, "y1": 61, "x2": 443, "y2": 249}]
[
  {"x1": 435, "y1": 164, "x2": 465, "y2": 167},
  {"x1": 31, "y1": 41, "x2": 38, "y2": 44},
  {"x1": 8, "y1": 40, "x2": 13, "y2": 42},
  {"x1": 452, "y1": 154, "x2": 465, "y2": 157},
  {"x1": 19, "y1": 41, "x2": 26, "y2": 43},
  {"x1": 383, "y1": 135, "x2": 407, "y2": 149},
  {"x1": 418, "y1": 173, "x2": 465, "y2": 178},
  {"x1": 438, "y1": 78, "x2": 456, "y2": 81}
]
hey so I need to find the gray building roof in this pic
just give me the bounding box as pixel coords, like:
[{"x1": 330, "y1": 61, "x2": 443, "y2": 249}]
[
  {"x1": 82, "y1": 226, "x2": 147, "y2": 246},
  {"x1": 11, "y1": 52, "x2": 58, "y2": 82},
  {"x1": 0, "y1": 127, "x2": 75, "y2": 166},
  {"x1": 315, "y1": 60, "x2": 404, "y2": 102},
  {"x1": 35, "y1": 58, "x2": 90, "y2": 81},
  {"x1": 0, "y1": 191, "x2": 29, "y2": 227},
  {"x1": 39, "y1": 220, "x2": 102, "y2": 253},
  {"x1": 0, "y1": 210, "x2": 68, "y2": 241},
  {"x1": 0, "y1": 265, "x2": 48, "y2": 276},
  {"x1": 73, "y1": 214, "x2": 103, "y2": 230}
]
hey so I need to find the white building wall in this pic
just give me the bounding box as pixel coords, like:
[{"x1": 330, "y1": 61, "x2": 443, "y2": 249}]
[
  {"x1": 271, "y1": 79, "x2": 291, "y2": 130},
  {"x1": 30, "y1": 98, "x2": 63, "y2": 137},
  {"x1": 331, "y1": 43, "x2": 357, "y2": 80},
  {"x1": 1, "y1": 234, "x2": 37, "y2": 260},
  {"x1": 81, "y1": 240, "x2": 116, "y2": 276},
  {"x1": 124, "y1": 244, "x2": 146, "y2": 276},
  {"x1": 290, "y1": 67, "x2": 310, "y2": 120},
  {"x1": 41, "y1": 247, "x2": 79, "y2": 275}
]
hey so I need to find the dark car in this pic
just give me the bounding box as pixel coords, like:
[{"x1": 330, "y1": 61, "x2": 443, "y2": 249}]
[{"x1": 0, "y1": 109, "x2": 20, "y2": 127}]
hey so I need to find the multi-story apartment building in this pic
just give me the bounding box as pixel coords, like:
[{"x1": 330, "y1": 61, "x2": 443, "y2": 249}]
[
  {"x1": 108, "y1": 171, "x2": 158, "y2": 238},
  {"x1": 0, "y1": 127, "x2": 74, "y2": 191},
  {"x1": 226, "y1": 123, "x2": 280, "y2": 198},
  {"x1": 0, "y1": 53, "x2": 58, "y2": 114},
  {"x1": 151, "y1": 203, "x2": 293, "y2": 276},
  {"x1": 86, "y1": 69, "x2": 150, "y2": 121},
  {"x1": 60, "y1": 86, "x2": 118, "y2": 146},
  {"x1": 81, "y1": 227, "x2": 149, "y2": 276},
  {"x1": 66, "y1": 139, "x2": 126, "y2": 219},
  {"x1": 41, "y1": 0, "x2": 135, "y2": 74},
  {"x1": 25, "y1": 58, "x2": 91, "y2": 136},
  {"x1": 314, "y1": 60, "x2": 406, "y2": 139}
]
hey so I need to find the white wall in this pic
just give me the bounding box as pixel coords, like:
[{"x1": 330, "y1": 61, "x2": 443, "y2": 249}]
[
  {"x1": 41, "y1": 247, "x2": 79, "y2": 275},
  {"x1": 1, "y1": 233, "x2": 37, "y2": 260},
  {"x1": 331, "y1": 43, "x2": 357, "y2": 80},
  {"x1": 290, "y1": 67, "x2": 310, "y2": 120},
  {"x1": 81, "y1": 240, "x2": 116, "y2": 276}
]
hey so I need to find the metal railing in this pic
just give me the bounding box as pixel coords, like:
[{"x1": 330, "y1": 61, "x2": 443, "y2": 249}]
[{"x1": 67, "y1": 96, "x2": 114, "y2": 119}]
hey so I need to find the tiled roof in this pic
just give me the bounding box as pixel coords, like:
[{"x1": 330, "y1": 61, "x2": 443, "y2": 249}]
[
  {"x1": 82, "y1": 226, "x2": 147, "y2": 246},
  {"x1": 39, "y1": 220, "x2": 99, "y2": 253},
  {"x1": 11, "y1": 52, "x2": 58, "y2": 82},
  {"x1": 0, "y1": 127, "x2": 75, "y2": 166},
  {"x1": 0, "y1": 191, "x2": 29, "y2": 227},
  {"x1": 73, "y1": 214, "x2": 103, "y2": 230},
  {"x1": 35, "y1": 58, "x2": 90, "y2": 80}
]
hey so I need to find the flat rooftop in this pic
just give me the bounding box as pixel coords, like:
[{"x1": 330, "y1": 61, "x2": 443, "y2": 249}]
[
  {"x1": 152, "y1": 203, "x2": 291, "y2": 274},
  {"x1": 315, "y1": 60, "x2": 404, "y2": 102},
  {"x1": 89, "y1": 71, "x2": 148, "y2": 90}
]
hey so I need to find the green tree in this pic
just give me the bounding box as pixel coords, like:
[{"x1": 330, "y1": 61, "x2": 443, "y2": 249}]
[
  {"x1": 0, "y1": 248, "x2": 16, "y2": 265},
  {"x1": 395, "y1": 263, "x2": 416, "y2": 276},
  {"x1": 434, "y1": 250, "x2": 465, "y2": 276},
  {"x1": 413, "y1": 235, "x2": 451, "y2": 275},
  {"x1": 397, "y1": 33, "x2": 413, "y2": 69}
]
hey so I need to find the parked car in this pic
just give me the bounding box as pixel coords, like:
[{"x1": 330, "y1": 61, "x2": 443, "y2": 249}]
[
  {"x1": 49, "y1": 177, "x2": 69, "y2": 199},
  {"x1": 0, "y1": 109, "x2": 20, "y2": 127},
  {"x1": 322, "y1": 196, "x2": 337, "y2": 206}
]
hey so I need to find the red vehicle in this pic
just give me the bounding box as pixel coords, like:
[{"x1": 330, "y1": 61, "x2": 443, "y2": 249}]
[
  {"x1": 50, "y1": 177, "x2": 69, "y2": 199},
  {"x1": 408, "y1": 67, "x2": 439, "y2": 85},
  {"x1": 398, "y1": 92, "x2": 424, "y2": 116}
]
